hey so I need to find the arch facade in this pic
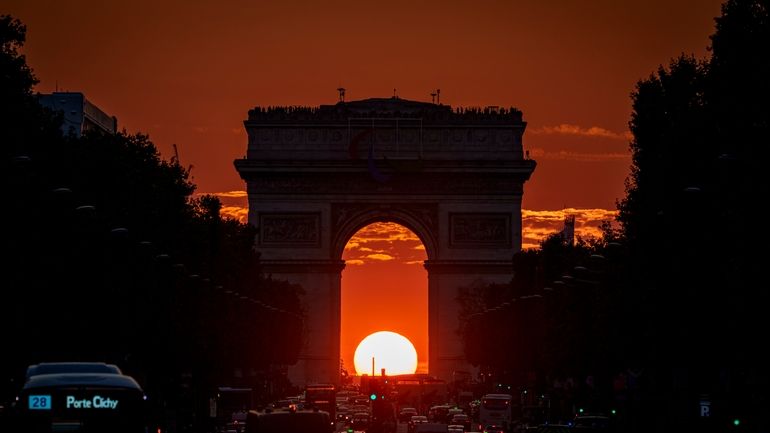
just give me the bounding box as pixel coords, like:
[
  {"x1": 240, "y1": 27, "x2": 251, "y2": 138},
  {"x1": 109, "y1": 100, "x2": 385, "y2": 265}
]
[{"x1": 235, "y1": 98, "x2": 535, "y2": 385}]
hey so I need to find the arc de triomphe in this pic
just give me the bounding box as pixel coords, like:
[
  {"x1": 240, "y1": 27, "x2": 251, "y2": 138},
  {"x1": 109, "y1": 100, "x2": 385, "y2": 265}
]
[{"x1": 235, "y1": 97, "x2": 535, "y2": 385}]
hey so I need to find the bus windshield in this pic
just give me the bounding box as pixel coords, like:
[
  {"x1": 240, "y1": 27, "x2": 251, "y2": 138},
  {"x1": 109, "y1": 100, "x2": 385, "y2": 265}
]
[
  {"x1": 305, "y1": 384, "x2": 335, "y2": 420},
  {"x1": 479, "y1": 394, "x2": 512, "y2": 431}
]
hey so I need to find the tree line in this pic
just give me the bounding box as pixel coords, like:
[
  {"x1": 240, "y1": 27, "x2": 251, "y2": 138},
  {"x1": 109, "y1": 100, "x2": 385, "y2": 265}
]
[
  {"x1": 460, "y1": 1, "x2": 769, "y2": 431},
  {"x1": 0, "y1": 14, "x2": 303, "y2": 428}
]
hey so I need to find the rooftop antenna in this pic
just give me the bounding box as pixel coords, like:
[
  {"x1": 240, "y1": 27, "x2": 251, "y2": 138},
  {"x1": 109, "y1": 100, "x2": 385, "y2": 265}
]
[
  {"x1": 337, "y1": 87, "x2": 346, "y2": 103},
  {"x1": 436, "y1": 89, "x2": 441, "y2": 105},
  {"x1": 430, "y1": 92, "x2": 437, "y2": 104}
]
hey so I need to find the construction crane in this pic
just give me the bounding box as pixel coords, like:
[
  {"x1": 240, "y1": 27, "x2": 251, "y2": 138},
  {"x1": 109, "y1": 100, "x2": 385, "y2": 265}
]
[{"x1": 172, "y1": 143, "x2": 180, "y2": 165}]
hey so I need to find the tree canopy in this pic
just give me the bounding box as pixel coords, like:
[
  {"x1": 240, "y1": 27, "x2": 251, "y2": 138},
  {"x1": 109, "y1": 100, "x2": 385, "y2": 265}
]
[
  {"x1": 0, "y1": 14, "x2": 304, "y2": 422},
  {"x1": 460, "y1": 1, "x2": 770, "y2": 430}
]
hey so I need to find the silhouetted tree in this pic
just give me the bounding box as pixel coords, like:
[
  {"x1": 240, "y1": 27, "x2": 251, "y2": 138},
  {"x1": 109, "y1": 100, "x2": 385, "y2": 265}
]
[
  {"x1": 458, "y1": 233, "x2": 619, "y2": 401},
  {"x1": 0, "y1": 15, "x2": 62, "y2": 158},
  {"x1": 615, "y1": 0, "x2": 769, "y2": 430},
  {"x1": 1, "y1": 15, "x2": 305, "y2": 427}
]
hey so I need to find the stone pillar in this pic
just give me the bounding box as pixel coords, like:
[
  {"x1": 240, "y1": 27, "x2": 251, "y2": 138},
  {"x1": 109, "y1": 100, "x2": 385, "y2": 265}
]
[
  {"x1": 262, "y1": 260, "x2": 345, "y2": 386},
  {"x1": 425, "y1": 261, "x2": 513, "y2": 382}
]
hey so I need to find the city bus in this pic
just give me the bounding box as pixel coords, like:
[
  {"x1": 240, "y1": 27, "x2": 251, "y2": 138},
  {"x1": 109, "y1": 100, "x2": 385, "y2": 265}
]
[
  {"x1": 14, "y1": 371, "x2": 147, "y2": 432},
  {"x1": 478, "y1": 393, "x2": 512, "y2": 432},
  {"x1": 304, "y1": 383, "x2": 336, "y2": 426}
]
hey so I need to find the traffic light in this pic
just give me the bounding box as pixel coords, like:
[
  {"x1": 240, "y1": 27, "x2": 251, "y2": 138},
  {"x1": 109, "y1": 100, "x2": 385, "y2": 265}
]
[
  {"x1": 369, "y1": 378, "x2": 384, "y2": 401},
  {"x1": 369, "y1": 378, "x2": 390, "y2": 421}
]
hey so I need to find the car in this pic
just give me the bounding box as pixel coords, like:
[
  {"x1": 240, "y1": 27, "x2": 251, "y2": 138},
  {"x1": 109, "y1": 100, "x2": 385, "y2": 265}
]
[
  {"x1": 450, "y1": 414, "x2": 472, "y2": 431},
  {"x1": 273, "y1": 399, "x2": 292, "y2": 409},
  {"x1": 399, "y1": 407, "x2": 419, "y2": 422},
  {"x1": 246, "y1": 408, "x2": 334, "y2": 433},
  {"x1": 428, "y1": 405, "x2": 452, "y2": 423},
  {"x1": 483, "y1": 424, "x2": 504, "y2": 433},
  {"x1": 350, "y1": 413, "x2": 370, "y2": 431},
  {"x1": 448, "y1": 424, "x2": 465, "y2": 433},
  {"x1": 447, "y1": 408, "x2": 464, "y2": 418},
  {"x1": 535, "y1": 424, "x2": 573, "y2": 433},
  {"x1": 225, "y1": 420, "x2": 246, "y2": 433},
  {"x1": 573, "y1": 414, "x2": 612, "y2": 431},
  {"x1": 408, "y1": 415, "x2": 429, "y2": 433}
]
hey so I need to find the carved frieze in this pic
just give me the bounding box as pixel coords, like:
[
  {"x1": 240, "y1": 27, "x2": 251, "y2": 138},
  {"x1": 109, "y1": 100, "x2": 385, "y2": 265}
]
[
  {"x1": 259, "y1": 129, "x2": 273, "y2": 142},
  {"x1": 282, "y1": 130, "x2": 297, "y2": 143},
  {"x1": 450, "y1": 213, "x2": 511, "y2": 248},
  {"x1": 259, "y1": 213, "x2": 320, "y2": 246},
  {"x1": 246, "y1": 124, "x2": 524, "y2": 156},
  {"x1": 307, "y1": 129, "x2": 319, "y2": 142}
]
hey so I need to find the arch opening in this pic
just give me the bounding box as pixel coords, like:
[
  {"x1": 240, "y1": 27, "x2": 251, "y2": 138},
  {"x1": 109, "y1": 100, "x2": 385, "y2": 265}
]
[{"x1": 340, "y1": 221, "x2": 429, "y2": 378}]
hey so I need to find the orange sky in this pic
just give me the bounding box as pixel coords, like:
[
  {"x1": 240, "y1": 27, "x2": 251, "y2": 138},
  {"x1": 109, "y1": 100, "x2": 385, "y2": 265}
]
[
  {"x1": 4, "y1": 0, "x2": 725, "y2": 373},
  {"x1": 341, "y1": 223, "x2": 428, "y2": 374},
  {"x1": 6, "y1": 0, "x2": 723, "y2": 210}
]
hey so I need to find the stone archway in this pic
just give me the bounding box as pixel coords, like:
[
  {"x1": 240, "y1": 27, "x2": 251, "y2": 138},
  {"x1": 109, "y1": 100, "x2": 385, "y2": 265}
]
[
  {"x1": 235, "y1": 97, "x2": 535, "y2": 385},
  {"x1": 338, "y1": 218, "x2": 429, "y2": 376},
  {"x1": 332, "y1": 204, "x2": 438, "y2": 261}
]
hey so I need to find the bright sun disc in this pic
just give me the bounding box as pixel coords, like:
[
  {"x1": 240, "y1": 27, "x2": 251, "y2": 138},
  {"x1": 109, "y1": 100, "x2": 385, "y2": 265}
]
[{"x1": 354, "y1": 331, "x2": 418, "y2": 376}]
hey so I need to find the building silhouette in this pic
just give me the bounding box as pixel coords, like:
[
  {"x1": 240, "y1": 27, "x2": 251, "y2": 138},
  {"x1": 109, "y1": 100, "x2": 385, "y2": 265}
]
[{"x1": 37, "y1": 92, "x2": 117, "y2": 137}]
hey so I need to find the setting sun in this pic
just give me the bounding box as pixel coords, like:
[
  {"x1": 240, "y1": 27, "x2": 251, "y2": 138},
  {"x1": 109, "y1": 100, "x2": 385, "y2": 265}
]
[{"x1": 354, "y1": 331, "x2": 418, "y2": 376}]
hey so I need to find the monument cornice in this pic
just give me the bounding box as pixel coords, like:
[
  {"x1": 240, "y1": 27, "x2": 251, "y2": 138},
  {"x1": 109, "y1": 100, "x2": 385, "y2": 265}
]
[
  {"x1": 235, "y1": 158, "x2": 536, "y2": 173},
  {"x1": 239, "y1": 171, "x2": 530, "y2": 196},
  {"x1": 244, "y1": 122, "x2": 527, "y2": 129}
]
